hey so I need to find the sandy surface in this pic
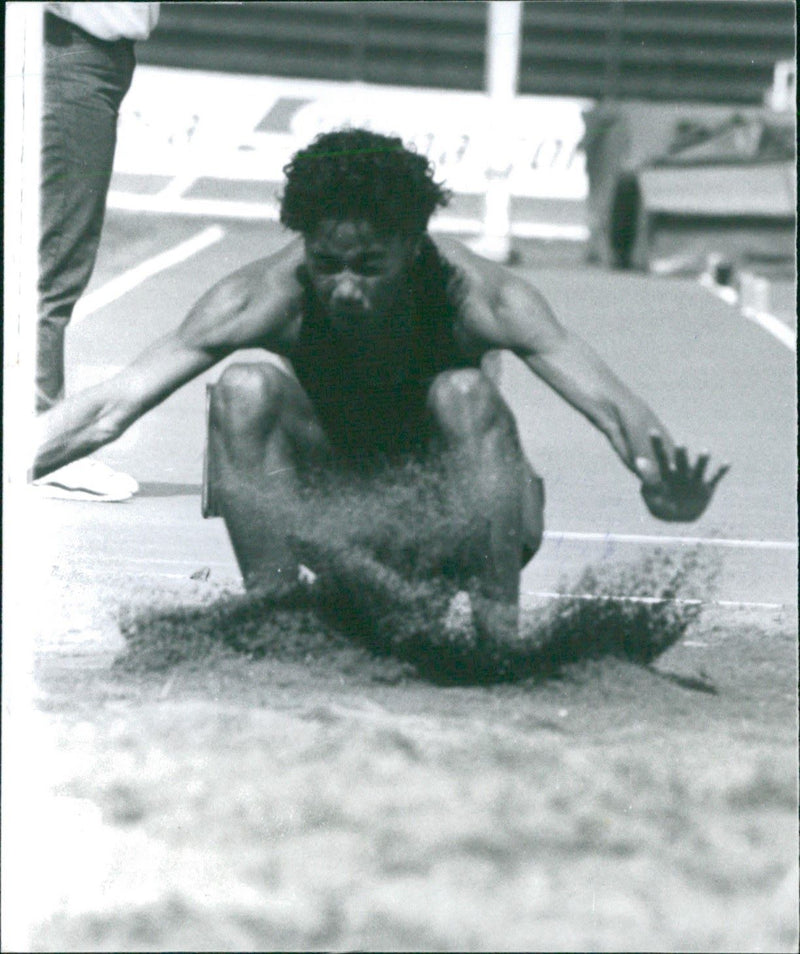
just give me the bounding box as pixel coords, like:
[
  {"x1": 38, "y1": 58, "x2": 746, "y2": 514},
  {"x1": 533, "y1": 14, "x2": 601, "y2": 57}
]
[{"x1": 4, "y1": 543, "x2": 795, "y2": 952}]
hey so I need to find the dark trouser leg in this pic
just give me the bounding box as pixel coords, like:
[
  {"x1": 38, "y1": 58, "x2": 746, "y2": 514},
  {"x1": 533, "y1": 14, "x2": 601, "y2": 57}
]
[
  {"x1": 207, "y1": 363, "x2": 331, "y2": 591},
  {"x1": 427, "y1": 369, "x2": 544, "y2": 640},
  {"x1": 37, "y1": 14, "x2": 135, "y2": 412}
]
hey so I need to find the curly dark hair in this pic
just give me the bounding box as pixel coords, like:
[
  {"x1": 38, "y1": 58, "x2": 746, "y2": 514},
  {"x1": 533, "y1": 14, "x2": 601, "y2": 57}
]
[{"x1": 279, "y1": 128, "x2": 451, "y2": 237}]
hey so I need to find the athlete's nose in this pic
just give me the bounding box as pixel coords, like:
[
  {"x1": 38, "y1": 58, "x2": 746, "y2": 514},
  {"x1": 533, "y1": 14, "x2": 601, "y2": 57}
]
[{"x1": 331, "y1": 270, "x2": 366, "y2": 309}]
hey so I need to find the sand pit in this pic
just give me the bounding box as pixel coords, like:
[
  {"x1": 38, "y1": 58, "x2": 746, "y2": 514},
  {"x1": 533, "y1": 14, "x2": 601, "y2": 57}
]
[{"x1": 24, "y1": 555, "x2": 797, "y2": 952}]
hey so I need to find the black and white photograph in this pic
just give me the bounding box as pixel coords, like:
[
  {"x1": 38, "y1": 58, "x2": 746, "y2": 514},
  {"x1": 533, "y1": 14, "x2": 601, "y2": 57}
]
[{"x1": 3, "y1": 2, "x2": 797, "y2": 950}]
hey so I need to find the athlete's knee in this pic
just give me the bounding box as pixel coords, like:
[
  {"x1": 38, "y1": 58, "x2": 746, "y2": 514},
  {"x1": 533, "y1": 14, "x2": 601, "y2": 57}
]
[
  {"x1": 212, "y1": 362, "x2": 290, "y2": 434},
  {"x1": 428, "y1": 369, "x2": 512, "y2": 439}
]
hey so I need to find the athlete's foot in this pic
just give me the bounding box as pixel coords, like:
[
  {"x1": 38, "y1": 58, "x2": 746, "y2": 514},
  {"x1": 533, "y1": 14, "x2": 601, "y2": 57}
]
[{"x1": 31, "y1": 458, "x2": 139, "y2": 502}]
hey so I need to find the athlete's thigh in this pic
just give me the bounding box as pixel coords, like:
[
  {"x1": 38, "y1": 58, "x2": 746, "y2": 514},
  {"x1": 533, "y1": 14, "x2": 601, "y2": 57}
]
[
  {"x1": 272, "y1": 364, "x2": 334, "y2": 467},
  {"x1": 210, "y1": 361, "x2": 333, "y2": 465}
]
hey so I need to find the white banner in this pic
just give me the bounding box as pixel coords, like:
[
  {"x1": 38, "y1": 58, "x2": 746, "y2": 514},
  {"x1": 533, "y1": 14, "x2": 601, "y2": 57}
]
[{"x1": 115, "y1": 67, "x2": 590, "y2": 200}]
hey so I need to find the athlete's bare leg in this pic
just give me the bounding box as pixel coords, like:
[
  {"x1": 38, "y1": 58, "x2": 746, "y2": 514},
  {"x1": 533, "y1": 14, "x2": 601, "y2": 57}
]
[
  {"x1": 208, "y1": 362, "x2": 543, "y2": 644},
  {"x1": 207, "y1": 362, "x2": 331, "y2": 590},
  {"x1": 426, "y1": 369, "x2": 544, "y2": 640}
]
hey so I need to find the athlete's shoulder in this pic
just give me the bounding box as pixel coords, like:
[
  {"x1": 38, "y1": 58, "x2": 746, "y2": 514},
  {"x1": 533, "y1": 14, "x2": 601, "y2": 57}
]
[
  {"x1": 429, "y1": 234, "x2": 526, "y2": 303},
  {"x1": 429, "y1": 234, "x2": 559, "y2": 348},
  {"x1": 430, "y1": 234, "x2": 499, "y2": 278},
  {"x1": 178, "y1": 237, "x2": 306, "y2": 354}
]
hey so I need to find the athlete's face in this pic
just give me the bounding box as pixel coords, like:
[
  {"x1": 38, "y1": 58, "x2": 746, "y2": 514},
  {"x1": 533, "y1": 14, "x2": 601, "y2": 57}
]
[{"x1": 304, "y1": 219, "x2": 417, "y2": 338}]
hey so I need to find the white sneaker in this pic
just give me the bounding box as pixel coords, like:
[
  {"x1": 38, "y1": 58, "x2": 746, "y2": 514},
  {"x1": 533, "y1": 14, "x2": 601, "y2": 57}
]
[{"x1": 32, "y1": 458, "x2": 139, "y2": 502}]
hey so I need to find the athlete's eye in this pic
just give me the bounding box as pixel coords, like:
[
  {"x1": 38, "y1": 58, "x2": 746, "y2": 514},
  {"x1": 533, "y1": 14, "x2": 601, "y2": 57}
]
[
  {"x1": 350, "y1": 255, "x2": 389, "y2": 276},
  {"x1": 312, "y1": 257, "x2": 341, "y2": 275},
  {"x1": 357, "y1": 261, "x2": 385, "y2": 277}
]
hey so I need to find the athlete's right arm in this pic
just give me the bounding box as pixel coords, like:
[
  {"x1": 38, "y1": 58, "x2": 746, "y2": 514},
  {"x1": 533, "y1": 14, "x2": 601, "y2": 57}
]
[
  {"x1": 32, "y1": 253, "x2": 301, "y2": 479},
  {"x1": 32, "y1": 333, "x2": 217, "y2": 478}
]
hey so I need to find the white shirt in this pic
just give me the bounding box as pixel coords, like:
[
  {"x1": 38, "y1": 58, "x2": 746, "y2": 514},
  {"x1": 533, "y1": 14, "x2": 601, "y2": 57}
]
[{"x1": 47, "y1": 2, "x2": 160, "y2": 42}]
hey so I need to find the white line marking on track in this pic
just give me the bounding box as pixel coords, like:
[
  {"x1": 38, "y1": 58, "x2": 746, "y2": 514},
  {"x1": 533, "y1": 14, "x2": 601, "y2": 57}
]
[
  {"x1": 96, "y1": 560, "x2": 790, "y2": 610},
  {"x1": 699, "y1": 273, "x2": 739, "y2": 306},
  {"x1": 741, "y1": 305, "x2": 797, "y2": 353},
  {"x1": 100, "y1": 557, "x2": 237, "y2": 569},
  {"x1": 106, "y1": 190, "x2": 589, "y2": 241},
  {"x1": 108, "y1": 190, "x2": 280, "y2": 220},
  {"x1": 434, "y1": 216, "x2": 589, "y2": 241},
  {"x1": 697, "y1": 274, "x2": 795, "y2": 353},
  {"x1": 523, "y1": 591, "x2": 787, "y2": 611},
  {"x1": 543, "y1": 531, "x2": 796, "y2": 551},
  {"x1": 91, "y1": 532, "x2": 796, "y2": 558},
  {"x1": 88, "y1": 557, "x2": 790, "y2": 610},
  {"x1": 156, "y1": 172, "x2": 199, "y2": 200},
  {"x1": 72, "y1": 225, "x2": 226, "y2": 322}
]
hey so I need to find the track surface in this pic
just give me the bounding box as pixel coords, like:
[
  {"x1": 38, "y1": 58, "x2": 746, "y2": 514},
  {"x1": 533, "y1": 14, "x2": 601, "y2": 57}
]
[{"x1": 11, "y1": 211, "x2": 799, "y2": 952}]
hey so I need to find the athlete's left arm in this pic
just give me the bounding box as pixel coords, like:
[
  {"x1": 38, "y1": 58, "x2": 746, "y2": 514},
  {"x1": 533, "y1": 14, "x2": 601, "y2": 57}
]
[{"x1": 470, "y1": 269, "x2": 729, "y2": 522}]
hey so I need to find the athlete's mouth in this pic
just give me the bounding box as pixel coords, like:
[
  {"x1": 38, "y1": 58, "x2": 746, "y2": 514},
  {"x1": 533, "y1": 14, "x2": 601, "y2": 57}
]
[{"x1": 330, "y1": 304, "x2": 369, "y2": 323}]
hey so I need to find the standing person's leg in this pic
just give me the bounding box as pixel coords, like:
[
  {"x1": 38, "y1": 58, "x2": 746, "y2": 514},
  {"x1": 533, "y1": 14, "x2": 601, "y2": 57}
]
[
  {"x1": 37, "y1": 13, "x2": 135, "y2": 411},
  {"x1": 426, "y1": 368, "x2": 544, "y2": 640},
  {"x1": 207, "y1": 363, "x2": 333, "y2": 591}
]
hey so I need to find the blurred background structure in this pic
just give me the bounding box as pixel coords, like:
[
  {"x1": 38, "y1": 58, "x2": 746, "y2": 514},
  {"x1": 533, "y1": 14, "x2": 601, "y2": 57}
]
[
  {"x1": 138, "y1": 1, "x2": 793, "y2": 103},
  {"x1": 111, "y1": 0, "x2": 796, "y2": 282}
]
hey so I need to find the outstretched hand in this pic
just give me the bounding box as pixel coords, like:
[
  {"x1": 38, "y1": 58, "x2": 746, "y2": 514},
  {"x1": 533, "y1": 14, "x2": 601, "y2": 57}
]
[{"x1": 636, "y1": 433, "x2": 730, "y2": 523}]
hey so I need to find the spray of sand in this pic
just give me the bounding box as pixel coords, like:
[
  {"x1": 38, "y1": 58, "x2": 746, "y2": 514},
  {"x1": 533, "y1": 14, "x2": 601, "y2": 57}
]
[{"x1": 119, "y1": 460, "x2": 720, "y2": 684}]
